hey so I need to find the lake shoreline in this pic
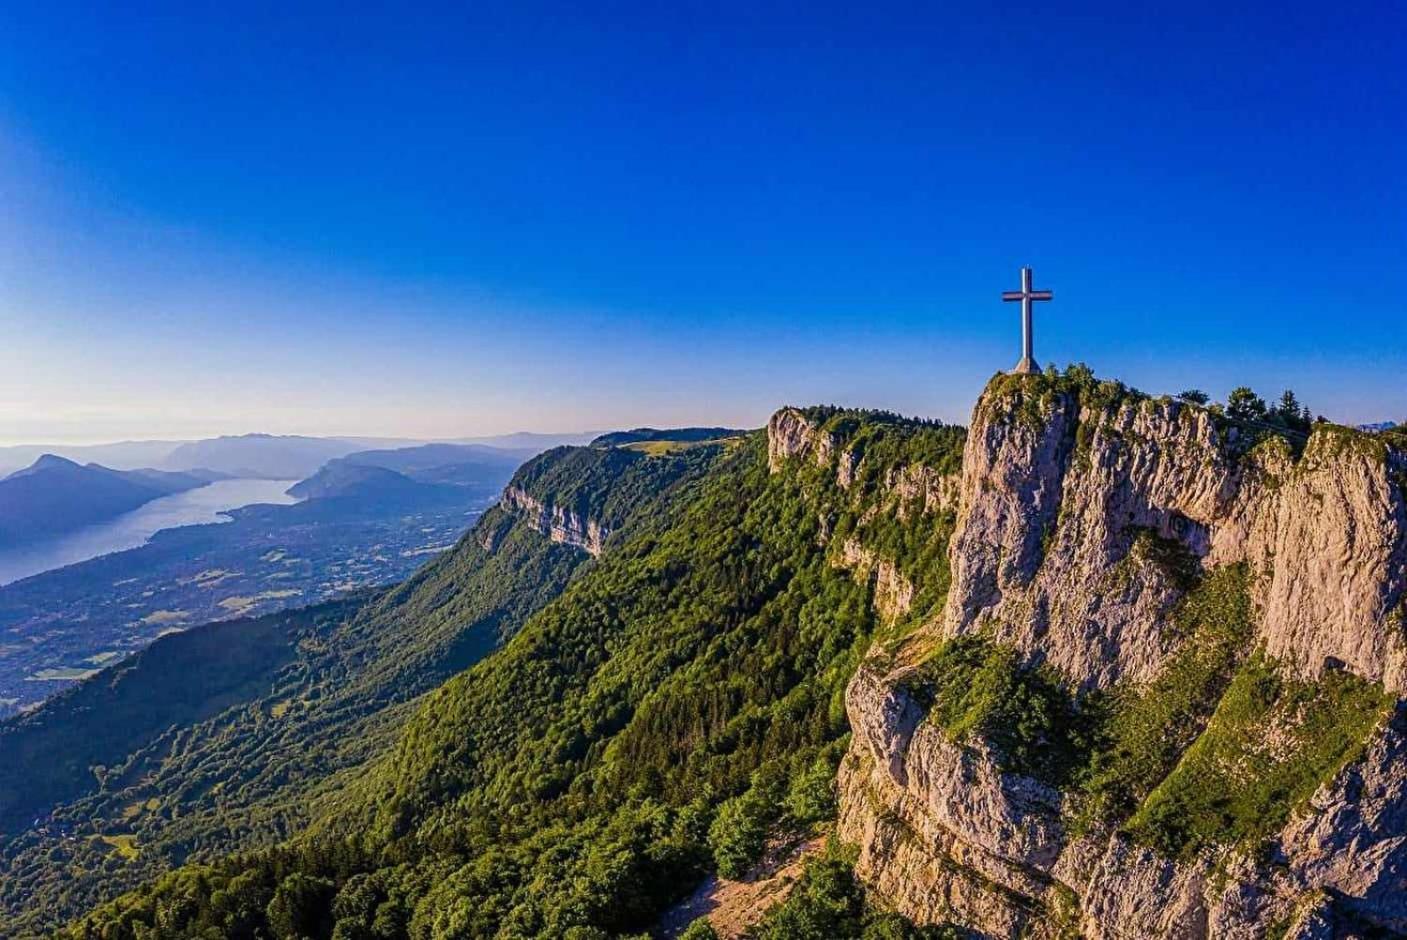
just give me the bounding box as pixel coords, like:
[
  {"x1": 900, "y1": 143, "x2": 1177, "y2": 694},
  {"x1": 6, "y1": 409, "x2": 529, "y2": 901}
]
[{"x1": 0, "y1": 479, "x2": 299, "y2": 586}]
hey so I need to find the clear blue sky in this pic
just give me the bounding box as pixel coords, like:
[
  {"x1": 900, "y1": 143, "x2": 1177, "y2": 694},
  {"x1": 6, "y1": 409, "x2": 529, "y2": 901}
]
[{"x1": 1, "y1": 1, "x2": 1403, "y2": 443}]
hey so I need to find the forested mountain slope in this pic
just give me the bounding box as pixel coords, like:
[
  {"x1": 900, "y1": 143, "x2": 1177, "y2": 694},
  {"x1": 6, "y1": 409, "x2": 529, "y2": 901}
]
[
  {"x1": 0, "y1": 598, "x2": 365, "y2": 835},
  {"x1": 0, "y1": 441, "x2": 721, "y2": 935},
  {"x1": 55, "y1": 409, "x2": 966, "y2": 938}
]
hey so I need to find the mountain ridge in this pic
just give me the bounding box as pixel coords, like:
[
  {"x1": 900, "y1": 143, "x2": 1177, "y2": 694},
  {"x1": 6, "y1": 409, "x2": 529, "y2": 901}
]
[{"x1": 285, "y1": 463, "x2": 465, "y2": 505}]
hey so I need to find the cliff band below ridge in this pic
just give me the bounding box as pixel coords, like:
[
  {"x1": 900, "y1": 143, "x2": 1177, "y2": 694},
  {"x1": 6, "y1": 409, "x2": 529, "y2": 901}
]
[
  {"x1": 774, "y1": 374, "x2": 1407, "y2": 938},
  {"x1": 500, "y1": 485, "x2": 610, "y2": 556}
]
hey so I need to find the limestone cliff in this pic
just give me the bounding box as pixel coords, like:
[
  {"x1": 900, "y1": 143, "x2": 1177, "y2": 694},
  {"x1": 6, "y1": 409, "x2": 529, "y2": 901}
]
[
  {"x1": 501, "y1": 485, "x2": 610, "y2": 557},
  {"x1": 833, "y1": 373, "x2": 1407, "y2": 938}
]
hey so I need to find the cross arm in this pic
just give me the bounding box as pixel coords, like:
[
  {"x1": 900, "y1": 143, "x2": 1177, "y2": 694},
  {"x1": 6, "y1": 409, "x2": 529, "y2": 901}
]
[{"x1": 1000, "y1": 290, "x2": 1054, "y2": 301}]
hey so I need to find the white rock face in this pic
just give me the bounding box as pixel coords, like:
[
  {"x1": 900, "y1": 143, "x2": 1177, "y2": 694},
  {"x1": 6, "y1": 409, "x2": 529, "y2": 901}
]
[
  {"x1": 767, "y1": 408, "x2": 836, "y2": 473},
  {"x1": 839, "y1": 538, "x2": 915, "y2": 622},
  {"x1": 835, "y1": 376, "x2": 1407, "y2": 937},
  {"x1": 946, "y1": 390, "x2": 1242, "y2": 690},
  {"x1": 886, "y1": 464, "x2": 961, "y2": 520},
  {"x1": 500, "y1": 486, "x2": 610, "y2": 557},
  {"x1": 1249, "y1": 435, "x2": 1407, "y2": 690},
  {"x1": 942, "y1": 384, "x2": 1407, "y2": 694}
]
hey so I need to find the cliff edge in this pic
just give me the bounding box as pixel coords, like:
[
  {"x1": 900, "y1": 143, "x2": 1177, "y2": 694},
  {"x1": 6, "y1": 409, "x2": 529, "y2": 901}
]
[{"x1": 827, "y1": 371, "x2": 1407, "y2": 938}]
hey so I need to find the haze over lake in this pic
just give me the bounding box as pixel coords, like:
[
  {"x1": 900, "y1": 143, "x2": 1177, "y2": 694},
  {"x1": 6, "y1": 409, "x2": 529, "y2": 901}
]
[{"x1": 0, "y1": 478, "x2": 298, "y2": 586}]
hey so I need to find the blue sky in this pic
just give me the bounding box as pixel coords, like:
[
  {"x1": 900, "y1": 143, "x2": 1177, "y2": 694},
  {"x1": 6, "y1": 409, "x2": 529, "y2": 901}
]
[{"x1": 1, "y1": 1, "x2": 1403, "y2": 443}]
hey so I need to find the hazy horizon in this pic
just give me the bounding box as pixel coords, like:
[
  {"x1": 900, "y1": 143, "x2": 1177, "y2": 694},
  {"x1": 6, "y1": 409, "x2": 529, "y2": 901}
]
[
  {"x1": 0, "y1": 428, "x2": 606, "y2": 450},
  {"x1": 1, "y1": 366, "x2": 1402, "y2": 451}
]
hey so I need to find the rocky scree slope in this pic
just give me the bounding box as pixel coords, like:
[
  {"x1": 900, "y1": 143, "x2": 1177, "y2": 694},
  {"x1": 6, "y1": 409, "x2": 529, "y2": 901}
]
[{"x1": 834, "y1": 371, "x2": 1407, "y2": 939}]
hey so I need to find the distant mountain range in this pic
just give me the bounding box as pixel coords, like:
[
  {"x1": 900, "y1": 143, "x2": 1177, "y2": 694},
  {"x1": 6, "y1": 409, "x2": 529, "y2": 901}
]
[
  {"x1": 0, "y1": 457, "x2": 218, "y2": 546},
  {"x1": 452, "y1": 430, "x2": 601, "y2": 451},
  {"x1": 0, "y1": 437, "x2": 542, "y2": 571},
  {"x1": 159, "y1": 434, "x2": 381, "y2": 480},
  {"x1": 0, "y1": 431, "x2": 600, "y2": 479},
  {"x1": 0, "y1": 441, "x2": 187, "y2": 478}
]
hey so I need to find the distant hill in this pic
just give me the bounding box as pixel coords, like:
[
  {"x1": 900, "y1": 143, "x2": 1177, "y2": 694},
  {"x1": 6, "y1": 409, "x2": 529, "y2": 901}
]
[
  {"x1": 454, "y1": 430, "x2": 599, "y2": 453},
  {"x1": 285, "y1": 463, "x2": 468, "y2": 507},
  {"x1": 288, "y1": 443, "x2": 528, "y2": 508},
  {"x1": 338, "y1": 442, "x2": 528, "y2": 476},
  {"x1": 0, "y1": 457, "x2": 211, "y2": 545},
  {"x1": 161, "y1": 434, "x2": 374, "y2": 479},
  {"x1": 590, "y1": 426, "x2": 750, "y2": 447},
  {"x1": 0, "y1": 441, "x2": 185, "y2": 478},
  {"x1": 125, "y1": 466, "x2": 230, "y2": 486}
]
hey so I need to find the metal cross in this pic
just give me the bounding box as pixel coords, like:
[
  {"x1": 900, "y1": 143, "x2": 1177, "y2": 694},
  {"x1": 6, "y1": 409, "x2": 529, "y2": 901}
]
[{"x1": 1001, "y1": 266, "x2": 1053, "y2": 374}]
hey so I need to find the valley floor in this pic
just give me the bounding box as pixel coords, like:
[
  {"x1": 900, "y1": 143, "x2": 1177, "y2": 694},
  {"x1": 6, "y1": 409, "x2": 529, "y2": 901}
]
[{"x1": 0, "y1": 495, "x2": 487, "y2": 716}]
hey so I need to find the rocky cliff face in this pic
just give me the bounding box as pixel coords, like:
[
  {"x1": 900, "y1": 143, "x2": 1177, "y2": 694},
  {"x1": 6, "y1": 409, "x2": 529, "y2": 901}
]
[
  {"x1": 833, "y1": 374, "x2": 1407, "y2": 938},
  {"x1": 501, "y1": 485, "x2": 610, "y2": 557}
]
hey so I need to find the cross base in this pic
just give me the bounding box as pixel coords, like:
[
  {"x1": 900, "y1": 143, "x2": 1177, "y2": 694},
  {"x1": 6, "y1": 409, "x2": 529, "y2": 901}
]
[{"x1": 1010, "y1": 356, "x2": 1040, "y2": 375}]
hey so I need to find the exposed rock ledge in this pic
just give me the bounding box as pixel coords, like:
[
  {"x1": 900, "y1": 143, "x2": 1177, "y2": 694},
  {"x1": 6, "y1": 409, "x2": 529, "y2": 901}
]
[
  {"x1": 839, "y1": 538, "x2": 915, "y2": 622},
  {"x1": 842, "y1": 660, "x2": 1407, "y2": 938},
  {"x1": 767, "y1": 407, "x2": 841, "y2": 474},
  {"x1": 500, "y1": 486, "x2": 610, "y2": 557},
  {"x1": 943, "y1": 381, "x2": 1407, "y2": 693}
]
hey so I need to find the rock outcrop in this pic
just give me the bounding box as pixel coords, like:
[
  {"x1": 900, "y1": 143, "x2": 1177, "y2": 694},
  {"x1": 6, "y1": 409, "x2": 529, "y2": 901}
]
[
  {"x1": 767, "y1": 407, "x2": 840, "y2": 474},
  {"x1": 939, "y1": 380, "x2": 1407, "y2": 694},
  {"x1": 1249, "y1": 431, "x2": 1407, "y2": 691},
  {"x1": 837, "y1": 373, "x2": 1407, "y2": 938},
  {"x1": 838, "y1": 537, "x2": 916, "y2": 622},
  {"x1": 767, "y1": 407, "x2": 962, "y2": 624},
  {"x1": 501, "y1": 486, "x2": 610, "y2": 557}
]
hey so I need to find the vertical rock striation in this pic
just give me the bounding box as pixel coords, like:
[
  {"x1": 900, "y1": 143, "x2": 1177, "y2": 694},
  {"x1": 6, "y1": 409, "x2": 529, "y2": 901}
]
[
  {"x1": 500, "y1": 486, "x2": 611, "y2": 557},
  {"x1": 835, "y1": 373, "x2": 1407, "y2": 938}
]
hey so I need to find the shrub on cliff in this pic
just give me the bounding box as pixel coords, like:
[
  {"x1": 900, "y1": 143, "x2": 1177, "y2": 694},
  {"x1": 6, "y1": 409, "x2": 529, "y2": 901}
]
[{"x1": 709, "y1": 790, "x2": 771, "y2": 879}]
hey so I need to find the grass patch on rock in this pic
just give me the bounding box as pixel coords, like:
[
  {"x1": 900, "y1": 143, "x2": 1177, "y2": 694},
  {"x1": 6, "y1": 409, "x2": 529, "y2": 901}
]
[
  {"x1": 1122, "y1": 654, "x2": 1391, "y2": 860},
  {"x1": 1075, "y1": 565, "x2": 1253, "y2": 827},
  {"x1": 900, "y1": 634, "x2": 1092, "y2": 786}
]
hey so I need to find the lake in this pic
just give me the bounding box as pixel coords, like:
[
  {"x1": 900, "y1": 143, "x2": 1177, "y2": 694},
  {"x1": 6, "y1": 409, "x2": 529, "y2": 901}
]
[{"x1": 0, "y1": 478, "x2": 299, "y2": 586}]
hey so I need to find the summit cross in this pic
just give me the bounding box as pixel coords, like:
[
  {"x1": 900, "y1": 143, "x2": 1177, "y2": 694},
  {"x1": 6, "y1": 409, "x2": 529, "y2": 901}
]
[{"x1": 1001, "y1": 266, "x2": 1053, "y2": 374}]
